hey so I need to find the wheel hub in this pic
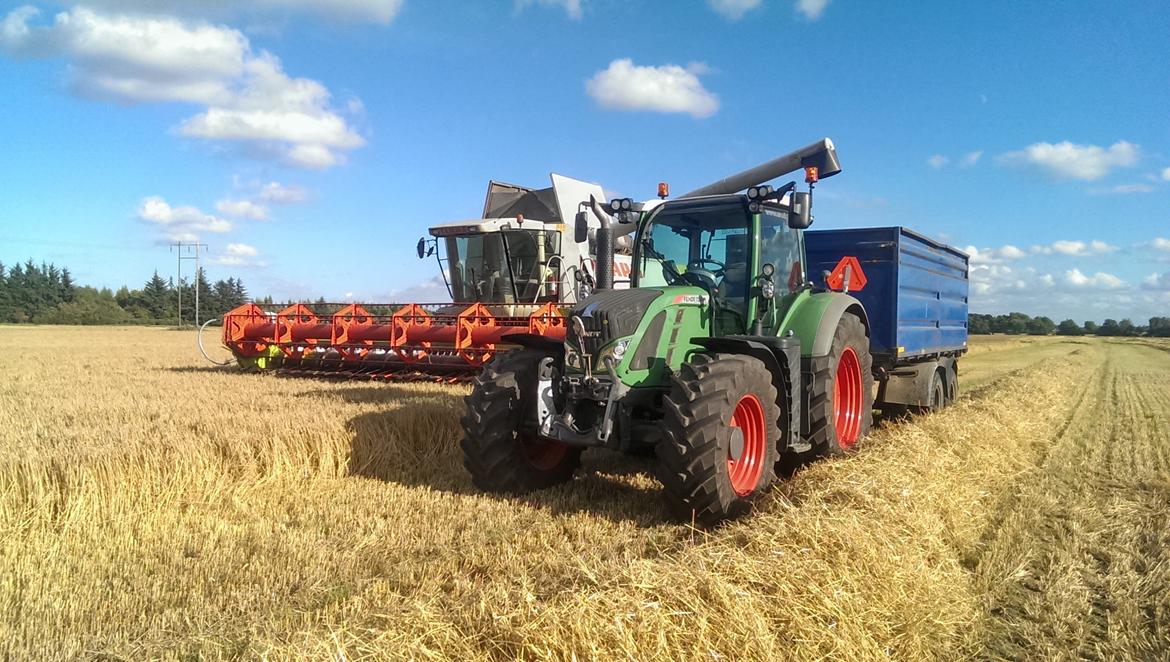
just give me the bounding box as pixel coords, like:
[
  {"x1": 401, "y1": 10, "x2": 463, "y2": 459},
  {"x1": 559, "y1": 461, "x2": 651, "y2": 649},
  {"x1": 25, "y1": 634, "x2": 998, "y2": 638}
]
[{"x1": 727, "y1": 394, "x2": 766, "y2": 496}]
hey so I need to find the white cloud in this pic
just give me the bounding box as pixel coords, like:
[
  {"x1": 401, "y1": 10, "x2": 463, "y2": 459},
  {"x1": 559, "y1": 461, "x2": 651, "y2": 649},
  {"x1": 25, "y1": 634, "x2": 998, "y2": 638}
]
[
  {"x1": 707, "y1": 0, "x2": 762, "y2": 20},
  {"x1": 215, "y1": 242, "x2": 266, "y2": 267},
  {"x1": 1142, "y1": 272, "x2": 1170, "y2": 291},
  {"x1": 515, "y1": 0, "x2": 583, "y2": 19},
  {"x1": 1162, "y1": 167, "x2": 1170, "y2": 182},
  {"x1": 258, "y1": 181, "x2": 309, "y2": 204},
  {"x1": 796, "y1": 0, "x2": 830, "y2": 19},
  {"x1": 0, "y1": 6, "x2": 364, "y2": 169},
  {"x1": 964, "y1": 244, "x2": 1027, "y2": 264},
  {"x1": 1149, "y1": 237, "x2": 1170, "y2": 253},
  {"x1": 929, "y1": 150, "x2": 981, "y2": 169},
  {"x1": 225, "y1": 242, "x2": 258, "y2": 256},
  {"x1": 998, "y1": 140, "x2": 1139, "y2": 181},
  {"x1": 216, "y1": 198, "x2": 269, "y2": 220},
  {"x1": 138, "y1": 196, "x2": 231, "y2": 241},
  {"x1": 384, "y1": 276, "x2": 451, "y2": 303},
  {"x1": 585, "y1": 59, "x2": 719, "y2": 119},
  {"x1": 1031, "y1": 239, "x2": 1117, "y2": 256},
  {"x1": 1063, "y1": 268, "x2": 1125, "y2": 290},
  {"x1": 1092, "y1": 182, "x2": 1154, "y2": 194},
  {"x1": 58, "y1": 0, "x2": 404, "y2": 24}
]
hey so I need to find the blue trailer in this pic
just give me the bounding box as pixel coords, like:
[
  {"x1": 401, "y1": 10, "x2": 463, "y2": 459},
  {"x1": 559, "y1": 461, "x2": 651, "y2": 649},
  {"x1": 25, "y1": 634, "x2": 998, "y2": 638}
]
[{"x1": 805, "y1": 226, "x2": 970, "y2": 412}]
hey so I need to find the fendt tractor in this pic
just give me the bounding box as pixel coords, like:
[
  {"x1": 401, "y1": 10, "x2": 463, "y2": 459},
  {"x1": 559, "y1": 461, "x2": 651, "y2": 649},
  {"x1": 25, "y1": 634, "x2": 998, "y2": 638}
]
[
  {"x1": 460, "y1": 138, "x2": 970, "y2": 524},
  {"x1": 218, "y1": 174, "x2": 633, "y2": 379}
]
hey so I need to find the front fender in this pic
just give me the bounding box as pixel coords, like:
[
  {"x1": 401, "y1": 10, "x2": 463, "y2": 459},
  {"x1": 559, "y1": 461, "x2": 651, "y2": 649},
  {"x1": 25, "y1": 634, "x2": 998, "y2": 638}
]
[{"x1": 778, "y1": 290, "x2": 870, "y2": 357}]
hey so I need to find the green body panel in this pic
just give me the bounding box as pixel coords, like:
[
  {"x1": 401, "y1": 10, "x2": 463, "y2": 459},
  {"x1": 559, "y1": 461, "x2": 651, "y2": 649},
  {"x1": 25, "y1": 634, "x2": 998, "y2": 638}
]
[
  {"x1": 772, "y1": 289, "x2": 863, "y2": 358},
  {"x1": 606, "y1": 285, "x2": 710, "y2": 388}
]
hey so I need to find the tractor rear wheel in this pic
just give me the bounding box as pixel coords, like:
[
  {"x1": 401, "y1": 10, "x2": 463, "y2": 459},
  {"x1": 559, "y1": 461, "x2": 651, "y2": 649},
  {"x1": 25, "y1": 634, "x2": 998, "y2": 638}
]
[
  {"x1": 656, "y1": 353, "x2": 781, "y2": 525},
  {"x1": 460, "y1": 349, "x2": 582, "y2": 493},
  {"x1": 809, "y1": 314, "x2": 874, "y2": 456}
]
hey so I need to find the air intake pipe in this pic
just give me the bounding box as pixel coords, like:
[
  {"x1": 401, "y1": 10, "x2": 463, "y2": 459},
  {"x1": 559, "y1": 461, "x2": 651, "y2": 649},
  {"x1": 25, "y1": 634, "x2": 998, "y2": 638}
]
[
  {"x1": 681, "y1": 137, "x2": 842, "y2": 198},
  {"x1": 589, "y1": 195, "x2": 614, "y2": 290}
]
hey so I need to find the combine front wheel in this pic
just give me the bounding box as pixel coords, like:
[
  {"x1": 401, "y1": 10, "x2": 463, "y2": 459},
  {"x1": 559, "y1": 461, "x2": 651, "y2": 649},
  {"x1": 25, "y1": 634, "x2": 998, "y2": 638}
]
[
  {"x1": 809, "y1": 314, "x2": 874, "y2": 456},
  {"x1": 460, "y1": 350, "x2": 582, "y2": 493},
  {"x1": 657, "y1": 353, "x2": 781, "y2": 525}
]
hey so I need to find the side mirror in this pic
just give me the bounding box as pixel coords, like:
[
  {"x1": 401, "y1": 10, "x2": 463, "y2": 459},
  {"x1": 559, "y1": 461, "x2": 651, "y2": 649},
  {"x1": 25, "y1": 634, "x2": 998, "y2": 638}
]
[
  {"x1": 574, "y1": 210, "x2": 589, "y2": 244},
  {"x1": 788, "y1": 191, "x2": 812, "y2": 229},
  {"x1": 416, "y1": 237, "x2": 427, "y2": 259}
]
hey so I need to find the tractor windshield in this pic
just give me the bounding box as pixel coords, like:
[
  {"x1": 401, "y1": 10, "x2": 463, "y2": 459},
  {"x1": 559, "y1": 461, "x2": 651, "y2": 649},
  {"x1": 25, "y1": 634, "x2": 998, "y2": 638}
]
[
  {"x1": 636, "y1": 201, "x2": 752, "y2": 331},
  {"x1": 445, "y1": 230, "x2": 561, "y2": 303}
]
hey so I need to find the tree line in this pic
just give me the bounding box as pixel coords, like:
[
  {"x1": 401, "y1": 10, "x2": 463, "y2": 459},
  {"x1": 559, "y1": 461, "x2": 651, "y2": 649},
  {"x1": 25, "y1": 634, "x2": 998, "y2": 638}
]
[
  {"x1": 0, "y1": 259, "x2": 249, "y2": 325},
  {"x1": 969, "y1": 313, "x2": 1170, "y2": 338}
]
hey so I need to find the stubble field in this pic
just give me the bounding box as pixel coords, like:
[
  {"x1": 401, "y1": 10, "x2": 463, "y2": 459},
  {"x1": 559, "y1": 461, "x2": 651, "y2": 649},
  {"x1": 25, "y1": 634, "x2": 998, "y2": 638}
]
[{"x1": 1, "y1": 326, "x2": 1168, "y2": 660}]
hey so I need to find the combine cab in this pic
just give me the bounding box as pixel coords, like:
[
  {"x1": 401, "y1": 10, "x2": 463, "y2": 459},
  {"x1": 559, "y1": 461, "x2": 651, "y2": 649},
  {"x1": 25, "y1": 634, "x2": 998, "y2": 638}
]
[{"x1": 218, "y1": 174, "x2": 632, "y2": 380}]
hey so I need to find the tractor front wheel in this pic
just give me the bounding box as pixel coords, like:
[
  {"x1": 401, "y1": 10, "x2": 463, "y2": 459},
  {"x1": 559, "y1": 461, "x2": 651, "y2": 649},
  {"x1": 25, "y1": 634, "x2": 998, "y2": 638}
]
[
  {"x1": 657, "y1": 353, "x2": 781, "y2": 526},
  {"x1": 460, "y1": 349, "x2": 582, "y2": 493},
  {"x1": 809, "y1": 314, "x2": 874, "y2": 456}
]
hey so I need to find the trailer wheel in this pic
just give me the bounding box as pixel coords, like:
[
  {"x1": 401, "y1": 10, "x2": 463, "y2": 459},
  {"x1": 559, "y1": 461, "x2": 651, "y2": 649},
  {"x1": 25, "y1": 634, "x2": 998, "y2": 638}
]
[
  {"x1": 809, "y1": 314, "x2": 874, "y2": 456},
  {"x1": 460, "y1": 349, "x2": 581, "y2": 493},
  {"x1": 920, "y1": 369, "x2": 945, "y2": 414},
  {"x1": 656, "y1": 353, "x2": 781, "y2": 526}
]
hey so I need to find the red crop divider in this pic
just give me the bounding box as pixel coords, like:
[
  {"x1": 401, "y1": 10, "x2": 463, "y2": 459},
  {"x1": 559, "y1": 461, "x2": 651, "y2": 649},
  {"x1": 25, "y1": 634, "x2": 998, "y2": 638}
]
[
  {"x1": 391, "y1": 304, "x2": 433, "y2": 364},
  {"x1": 222, "y1": 303, "x2": 273, "y2": 357},
  {"x1": 276, "y1": 304, "x2": 332, "y2": 358},
  {"x1": 527, "y1": 302, "x2": 566, "y2": 340},
  {"x1": 331, "y1": 304, "x2": 380, "y2": 360}
]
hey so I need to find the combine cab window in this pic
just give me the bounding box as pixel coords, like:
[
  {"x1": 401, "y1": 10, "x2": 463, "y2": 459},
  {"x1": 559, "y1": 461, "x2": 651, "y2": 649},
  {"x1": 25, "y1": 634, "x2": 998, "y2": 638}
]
[{"x1": 446, "y1": 230, "x2": 560, "y2": 303}]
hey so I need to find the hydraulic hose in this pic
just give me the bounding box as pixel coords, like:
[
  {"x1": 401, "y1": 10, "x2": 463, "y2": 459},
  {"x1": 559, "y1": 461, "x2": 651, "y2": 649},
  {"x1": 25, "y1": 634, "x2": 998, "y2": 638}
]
[{"x1": 197, "y1": 318, "x2": 235, "y2": 366}]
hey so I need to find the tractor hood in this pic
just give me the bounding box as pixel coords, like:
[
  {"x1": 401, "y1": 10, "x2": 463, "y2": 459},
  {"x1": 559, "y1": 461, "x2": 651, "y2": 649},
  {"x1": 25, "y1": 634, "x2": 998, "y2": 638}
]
[{"x1": 564, "y1": 285, "x2": 711, "y2": 387}]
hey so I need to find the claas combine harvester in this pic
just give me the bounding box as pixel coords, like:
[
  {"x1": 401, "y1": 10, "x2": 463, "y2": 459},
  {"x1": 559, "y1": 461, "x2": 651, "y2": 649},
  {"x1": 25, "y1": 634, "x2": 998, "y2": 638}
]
[{"x1": 218, "y1": 174, "x2": 635, "y2": 380}]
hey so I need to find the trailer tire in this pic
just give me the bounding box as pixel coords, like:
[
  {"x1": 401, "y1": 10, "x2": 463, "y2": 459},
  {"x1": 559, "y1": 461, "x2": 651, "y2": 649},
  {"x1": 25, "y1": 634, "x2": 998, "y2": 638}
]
[
  {"x1": 656, "y1": 353, "x2": 781, "y2": 526},
  {"x1": 919, "y1": 369, "x2": 945, "y2": 414},
  {"x1": 809, "y1": 314, "x2": 873, "y2": 456},
  {"x1": 460, "y1": 349, "x2": 581, "y2": 493}
]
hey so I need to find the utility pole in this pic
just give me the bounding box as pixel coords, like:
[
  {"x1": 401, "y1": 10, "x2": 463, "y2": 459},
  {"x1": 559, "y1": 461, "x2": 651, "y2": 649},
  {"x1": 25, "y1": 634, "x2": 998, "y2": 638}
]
[{"x1": 170, "y1": 242, "x2": 207, "y2": 328}]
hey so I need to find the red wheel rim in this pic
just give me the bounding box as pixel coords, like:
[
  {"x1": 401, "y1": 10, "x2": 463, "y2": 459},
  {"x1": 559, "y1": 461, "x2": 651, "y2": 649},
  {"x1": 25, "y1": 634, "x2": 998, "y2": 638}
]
[
  {"x1": 834, "y1": 347, "x2": 863, "y2": 448},
  {"x1": 727, "y1": 394, "x2": 766, "y2": 496},
  {"x1": 520, "y1": 435, "x2": 568, "y2": 471}
]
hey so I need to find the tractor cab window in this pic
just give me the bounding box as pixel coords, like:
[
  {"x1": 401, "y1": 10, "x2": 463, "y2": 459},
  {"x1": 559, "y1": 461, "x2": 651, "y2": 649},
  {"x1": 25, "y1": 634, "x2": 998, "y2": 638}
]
[
  {"x1": 636, "y1": 201, "x2": 752, "y2": 331},
  {"x1": 759, "y1": 208, "x2": 804, "y2": 292},
  {"x1": 446, "y1": 230, "x2": 560, "y2": 303}
]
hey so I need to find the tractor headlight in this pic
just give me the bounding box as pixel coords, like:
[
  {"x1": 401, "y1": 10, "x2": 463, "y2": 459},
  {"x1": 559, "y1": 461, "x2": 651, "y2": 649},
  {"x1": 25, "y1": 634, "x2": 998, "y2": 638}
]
[{"x1": 596, "y1": 338, "x2": 630, "y2": 369}]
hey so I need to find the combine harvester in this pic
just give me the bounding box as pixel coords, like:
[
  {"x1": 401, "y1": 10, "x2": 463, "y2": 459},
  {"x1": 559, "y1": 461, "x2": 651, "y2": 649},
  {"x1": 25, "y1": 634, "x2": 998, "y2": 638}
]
[
  {"x1": 459, "y1": 138, "x2": 971, "y2": 523},
  {"x1": 218, "y1": 175, "x2": 635, "y2": 380}
]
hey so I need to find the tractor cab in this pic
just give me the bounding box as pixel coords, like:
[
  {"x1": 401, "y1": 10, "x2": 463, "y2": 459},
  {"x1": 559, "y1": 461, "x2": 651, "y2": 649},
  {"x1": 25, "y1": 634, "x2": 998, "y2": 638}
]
[{"x1": 632, "y1": 194, "x2": 806, "y2": 336}]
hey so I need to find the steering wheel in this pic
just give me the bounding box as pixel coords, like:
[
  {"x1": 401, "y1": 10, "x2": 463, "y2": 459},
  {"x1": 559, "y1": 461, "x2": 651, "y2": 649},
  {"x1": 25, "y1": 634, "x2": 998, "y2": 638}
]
[{"x1": 688, "y1": 258, "x2": 725, "y2": 277}]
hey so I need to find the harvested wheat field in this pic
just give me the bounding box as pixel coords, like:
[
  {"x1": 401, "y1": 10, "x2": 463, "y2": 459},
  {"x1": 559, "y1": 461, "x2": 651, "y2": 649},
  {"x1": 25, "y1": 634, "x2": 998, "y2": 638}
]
[{"x1": 1, "y1": 326, "x2": 1168, "y2": 660}]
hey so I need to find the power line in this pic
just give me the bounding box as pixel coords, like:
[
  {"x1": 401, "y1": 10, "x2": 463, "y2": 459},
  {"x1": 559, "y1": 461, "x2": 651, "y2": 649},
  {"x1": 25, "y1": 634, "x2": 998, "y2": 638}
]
[{"x1": 170, "y1": 242, "x2": 207, "y2": 328}]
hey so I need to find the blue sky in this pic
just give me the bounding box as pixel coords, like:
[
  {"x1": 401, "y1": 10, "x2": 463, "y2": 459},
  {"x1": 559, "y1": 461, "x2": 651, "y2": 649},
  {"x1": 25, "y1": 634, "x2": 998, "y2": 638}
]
[{"x1": 1, "y1": 0, "x2": 1168, "y2": 322}]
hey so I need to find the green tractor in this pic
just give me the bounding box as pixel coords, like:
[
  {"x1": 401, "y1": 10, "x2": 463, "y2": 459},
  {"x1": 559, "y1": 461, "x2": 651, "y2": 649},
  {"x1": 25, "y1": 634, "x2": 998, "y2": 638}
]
[{"x1": 460, "y1": 138, "x2": 875, "y2": 524}]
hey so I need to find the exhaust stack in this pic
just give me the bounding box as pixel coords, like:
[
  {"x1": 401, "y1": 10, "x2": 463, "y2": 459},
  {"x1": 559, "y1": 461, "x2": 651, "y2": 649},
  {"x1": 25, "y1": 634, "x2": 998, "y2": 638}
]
[{"x1": 589, "y1": 196, "x2": 615, "y2": 290}]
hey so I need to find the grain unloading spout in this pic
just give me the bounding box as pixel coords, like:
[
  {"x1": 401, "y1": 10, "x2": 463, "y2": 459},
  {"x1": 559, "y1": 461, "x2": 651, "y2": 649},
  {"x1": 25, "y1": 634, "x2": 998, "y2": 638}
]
[{"x1": 681, "y1": 137, "x2": 841, "y2": 198}]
